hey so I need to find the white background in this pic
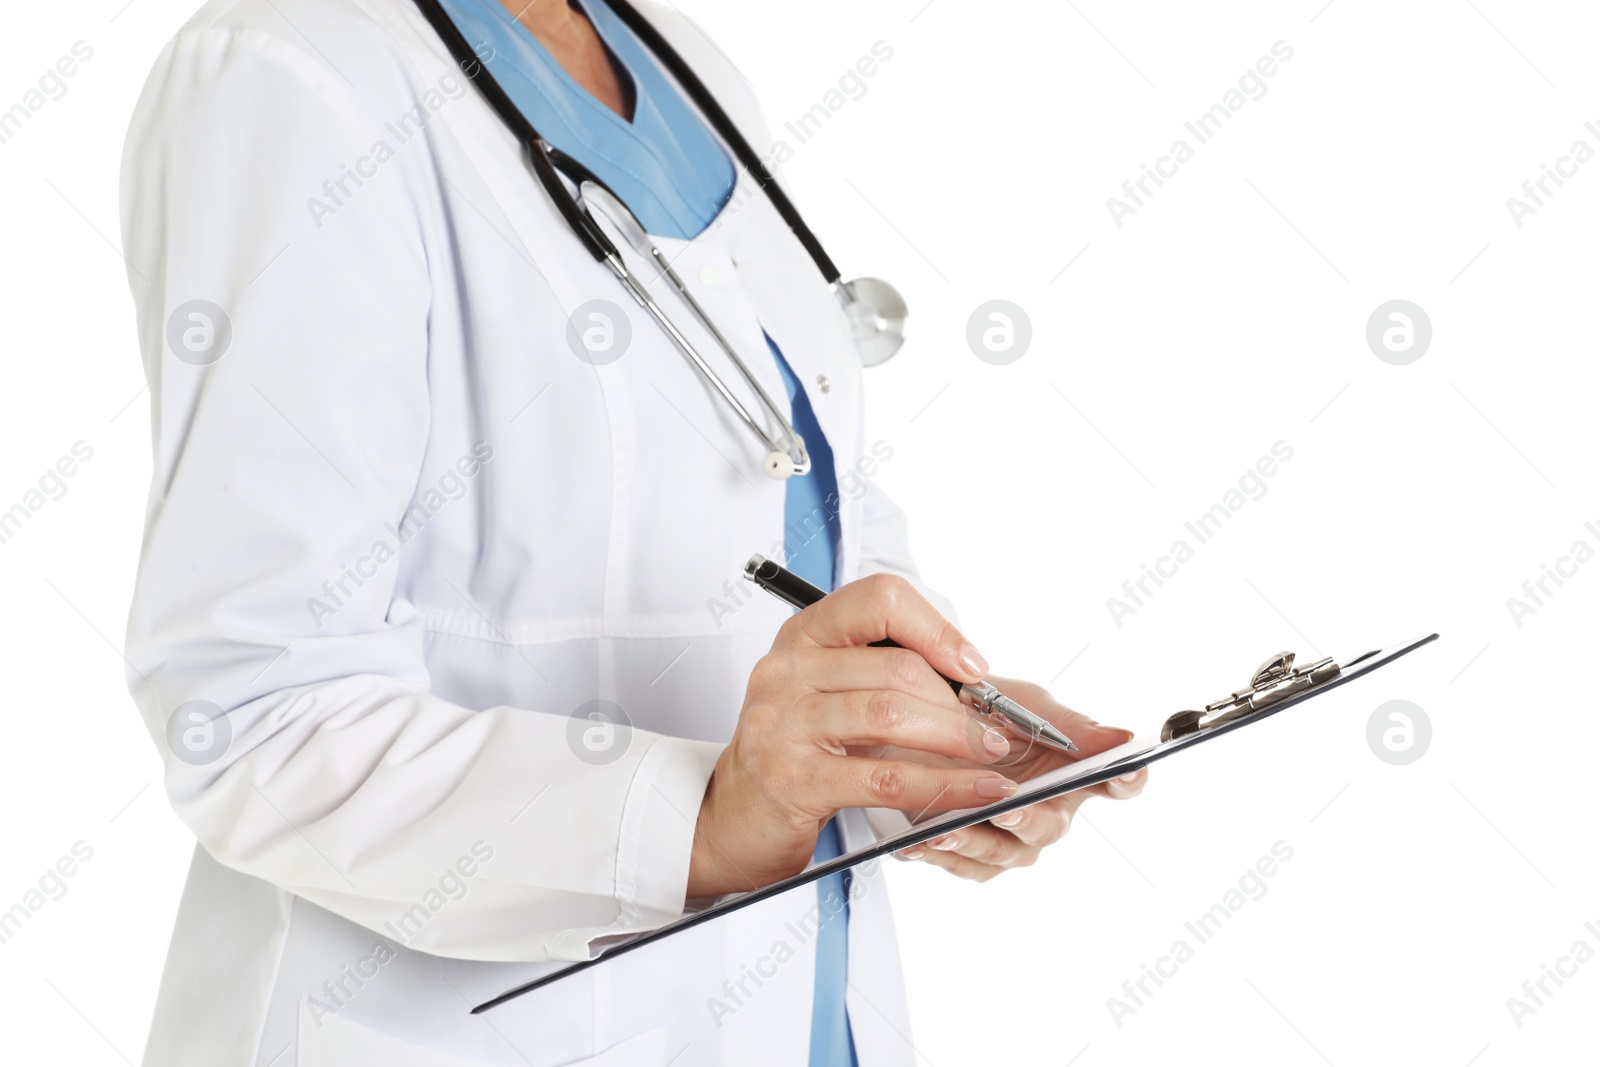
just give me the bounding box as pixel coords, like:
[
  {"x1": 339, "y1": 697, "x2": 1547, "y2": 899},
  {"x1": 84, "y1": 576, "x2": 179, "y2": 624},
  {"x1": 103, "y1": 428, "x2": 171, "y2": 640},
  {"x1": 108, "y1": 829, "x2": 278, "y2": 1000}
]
[{"x1": 2, "y1": 0, "x2": 1596, "y2": 1064}]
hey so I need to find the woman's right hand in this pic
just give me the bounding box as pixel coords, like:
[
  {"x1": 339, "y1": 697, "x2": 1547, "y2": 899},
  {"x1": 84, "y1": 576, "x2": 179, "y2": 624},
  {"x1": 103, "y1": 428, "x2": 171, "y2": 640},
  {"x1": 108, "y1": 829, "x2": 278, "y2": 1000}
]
[{"x1": 687, "y1": 574, "x2": 1018, "y2": 898}]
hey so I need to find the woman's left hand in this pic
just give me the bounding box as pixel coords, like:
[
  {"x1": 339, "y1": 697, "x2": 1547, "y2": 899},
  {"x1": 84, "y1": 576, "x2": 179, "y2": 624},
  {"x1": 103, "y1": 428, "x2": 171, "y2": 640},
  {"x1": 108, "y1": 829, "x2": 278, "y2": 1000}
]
[{"x1": 888, "y1": 676, "x2": 1147, "y2": 881}]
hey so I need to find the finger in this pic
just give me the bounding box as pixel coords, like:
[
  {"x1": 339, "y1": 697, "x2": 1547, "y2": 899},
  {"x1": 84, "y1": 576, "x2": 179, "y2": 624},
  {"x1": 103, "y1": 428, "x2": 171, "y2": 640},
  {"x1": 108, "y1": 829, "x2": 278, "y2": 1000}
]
[
  {"x1": 782, "y1": 572, "x2": 987, "y2": 683},
  {"x1": 1032, "y1": 702, "x2": 1135, "y2": 758},
  {"x1": 981, "y1": 771, "x2": 1146, "y2": 849},
  {"x1": 988, "y1": 797, "x2": 1073, "y2": 848},
  {"x1": 1087, "y1": 768, "x2": 1148, "y2": 801},
  {"x1": 813, "y1": 756, "x2": 1016, "y2": 815},
  {"x1": 911, "y1": 844, "x2": 1007, "y2": 883},
  {"x1": 1058, "y1": 769, "x2": 1149, "y2": 815},
  {"x1": 801, "y1": 690, "x2": 1011, "y2": 765},
  {"x1": 1105, "y1": 768, "x2": 1148, "y2": 798},
  {"x1": 1060, "y1": 718, "x2": 1136, "y2": 758},
  {"x1": 788, "y1": 646, "x2": 963, "y2": 712},
  {"x1": 925, "y1": 824, "x2": 1040, "y2": 869}
]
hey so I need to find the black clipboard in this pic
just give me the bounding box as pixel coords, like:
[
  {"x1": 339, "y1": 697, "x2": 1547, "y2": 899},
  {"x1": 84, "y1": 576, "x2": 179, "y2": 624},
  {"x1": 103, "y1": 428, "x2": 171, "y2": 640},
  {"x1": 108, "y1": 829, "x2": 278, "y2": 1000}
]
[{"x1": 474, "y1": 632, "x2": 1438, "y2": 1013}]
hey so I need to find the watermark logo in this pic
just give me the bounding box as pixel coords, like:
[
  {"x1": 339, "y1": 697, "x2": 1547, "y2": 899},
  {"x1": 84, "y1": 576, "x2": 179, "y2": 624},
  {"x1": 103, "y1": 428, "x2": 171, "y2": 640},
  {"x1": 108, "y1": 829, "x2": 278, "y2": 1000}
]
[
  {"x1": 705, "y1": 440, "x2": 895, "y2": 629},
  {"x1": 0, "y1": 41, "x2": 94, "y2": 149},
  {"x1": 1506, "y1": 920, "x2": 1600, "y2": 1029},
  {"x1": 1107, "y1": 441, "x2": 1294, "y2": 627},
  {"x1": 778, "y1": 41, "x2": 895, "y2": 150},
  {"x1": 1366, "y1": 699, "x2": 1430, "y2": 765},
  {"x1": 1365, "y1": 300, "x2": 1431, "y2": 365},
  {"x1": 567, "y1": 700, "x2": 633, "y2": 766},
  {"x1": 966, "y1": 300, "x2": 1032, "y2": 365},
  {"x1": 1505, "y1": 521, "x2": 1599, "y2": 628},
  {"x1": 1107, "y1": 841, "x2": 1294, "y2": 1027},
  {"x1": 166, "y1": 699, "x2": 231, "y2": 766},
  {"x1": 0, "y1": 440, "x2": 94, "y2": 548},
  {"x1": 0, "y1": 841, "x2": 94, "y2": 948},
  {"x1": 565, "y1": 299, "x2": 632, "y2": 366},
  {"x1": 709, "y1": 41, "x2": 895, "y2": 236},
  {"x1": 707, "y1": 857, "x2": 883, "y2": 1028},
  {"x1": 307, "y1": 443, "x2": 495, "y2": 629},
  {"x1": 307, "y1": 841, "x2": 495, "y2": 1028},
  {"x1": 1506, "y1": 121, "x2": 1600, "y2": 229},
  {"x1": 1107, "y1": 40, "x2": 1294, "y2": 228},
  {"x1": 306, "y1": 65, "x2": 484, "y2": 230},
  {"x1": 166, "y1": 300, "x2": 233, "y2": 366}
]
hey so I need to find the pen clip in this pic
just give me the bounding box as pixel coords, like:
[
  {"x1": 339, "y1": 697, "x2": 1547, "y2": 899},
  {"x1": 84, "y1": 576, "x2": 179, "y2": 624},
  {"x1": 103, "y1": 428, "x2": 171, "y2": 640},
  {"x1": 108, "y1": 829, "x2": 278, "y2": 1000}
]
[{"x1": 1160, "y1": 650, "x2": 1340, "y2": 742}]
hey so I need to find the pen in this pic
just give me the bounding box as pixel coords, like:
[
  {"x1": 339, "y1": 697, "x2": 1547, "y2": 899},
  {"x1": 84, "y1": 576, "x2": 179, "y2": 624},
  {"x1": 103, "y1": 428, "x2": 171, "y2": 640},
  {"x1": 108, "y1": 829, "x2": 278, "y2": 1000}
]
[{"x1": 743, "y1": 554, "x2": 1079, "y2": 755}]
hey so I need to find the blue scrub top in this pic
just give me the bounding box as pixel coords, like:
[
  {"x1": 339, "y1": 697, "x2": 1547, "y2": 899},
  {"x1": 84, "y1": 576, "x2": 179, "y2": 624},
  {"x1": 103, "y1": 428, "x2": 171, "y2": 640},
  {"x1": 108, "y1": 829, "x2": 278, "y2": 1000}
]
[{"x1": 435, "y1": 3, "x2": 853, "y2": 1062}]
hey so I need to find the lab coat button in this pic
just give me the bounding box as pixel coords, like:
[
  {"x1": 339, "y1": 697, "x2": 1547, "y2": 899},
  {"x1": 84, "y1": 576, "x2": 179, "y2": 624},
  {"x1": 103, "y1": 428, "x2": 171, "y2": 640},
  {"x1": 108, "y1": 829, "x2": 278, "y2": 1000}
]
[{"x1": 816, "y1": 375, "x2": 830, "y2": 394}]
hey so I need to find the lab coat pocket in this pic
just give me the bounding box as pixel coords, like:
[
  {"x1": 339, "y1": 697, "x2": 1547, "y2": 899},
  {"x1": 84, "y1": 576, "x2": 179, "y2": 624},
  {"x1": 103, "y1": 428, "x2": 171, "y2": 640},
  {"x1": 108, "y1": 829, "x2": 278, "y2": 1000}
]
[{"x1": 297, "y1": 999, "x2": 669, "y2": 1067}]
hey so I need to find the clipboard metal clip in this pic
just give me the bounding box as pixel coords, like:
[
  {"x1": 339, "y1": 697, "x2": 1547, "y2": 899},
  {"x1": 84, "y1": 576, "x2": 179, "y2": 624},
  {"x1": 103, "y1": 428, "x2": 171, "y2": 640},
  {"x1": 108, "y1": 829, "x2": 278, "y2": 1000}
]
[{"x1": 1161, "y1": 650, "x2": 1340, "y2": 742}]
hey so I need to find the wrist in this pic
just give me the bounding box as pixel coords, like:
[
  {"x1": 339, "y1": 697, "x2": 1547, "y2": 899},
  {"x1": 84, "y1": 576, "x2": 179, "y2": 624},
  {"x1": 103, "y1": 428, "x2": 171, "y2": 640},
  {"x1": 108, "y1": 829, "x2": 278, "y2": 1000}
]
[{"x1": 687, "y1": 755, "x2": 734, "y2": 898}]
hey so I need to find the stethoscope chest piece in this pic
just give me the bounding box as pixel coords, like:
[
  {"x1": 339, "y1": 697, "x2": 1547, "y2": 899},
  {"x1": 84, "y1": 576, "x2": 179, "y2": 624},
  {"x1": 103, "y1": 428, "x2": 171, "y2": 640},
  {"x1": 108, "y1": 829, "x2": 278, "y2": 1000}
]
[{"x1": 837, "y1": 276, "x2": 908, "y2": 368}]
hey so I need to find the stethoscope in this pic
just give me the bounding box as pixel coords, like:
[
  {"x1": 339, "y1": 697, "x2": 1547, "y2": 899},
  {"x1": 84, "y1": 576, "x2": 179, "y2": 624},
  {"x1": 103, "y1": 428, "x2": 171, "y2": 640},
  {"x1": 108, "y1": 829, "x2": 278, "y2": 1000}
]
[{"x1": 410, "y1": 0, "x2": 909, "y2": 480}]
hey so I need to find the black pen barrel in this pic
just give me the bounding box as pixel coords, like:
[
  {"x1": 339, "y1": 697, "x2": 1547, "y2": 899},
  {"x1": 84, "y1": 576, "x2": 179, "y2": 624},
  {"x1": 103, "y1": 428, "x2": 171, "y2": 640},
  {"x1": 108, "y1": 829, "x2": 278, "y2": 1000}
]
[
  {"x1": 744, "y1": 554, "x2": 827, "y2": 611},
  {"x1": 743, "y1": 554, "x2": 964, "y2": 699}
]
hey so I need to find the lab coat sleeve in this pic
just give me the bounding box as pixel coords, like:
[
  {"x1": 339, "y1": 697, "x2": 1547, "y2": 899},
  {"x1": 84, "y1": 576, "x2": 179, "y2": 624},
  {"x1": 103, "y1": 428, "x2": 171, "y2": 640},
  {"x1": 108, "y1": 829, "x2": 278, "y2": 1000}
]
[{"x1": 120, "y1": 25, "x2": 719, "y2": 964}]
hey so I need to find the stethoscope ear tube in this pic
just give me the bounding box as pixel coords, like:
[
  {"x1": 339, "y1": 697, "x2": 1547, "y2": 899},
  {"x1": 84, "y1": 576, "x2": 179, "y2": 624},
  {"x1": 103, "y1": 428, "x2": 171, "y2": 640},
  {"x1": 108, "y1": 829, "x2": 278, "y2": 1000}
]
[
  {"x1": 413, "y1": 0, "x2": 839, "y2": 285},
  {"x1": 599, "y1": 0, "x2": 842, "y2": 286},
  {"x1": 408, "y1": 0, "x2": 905, "y2": 480},
  {"x1": 411, "y1": 0, "x2": 615, "y2": 262}
]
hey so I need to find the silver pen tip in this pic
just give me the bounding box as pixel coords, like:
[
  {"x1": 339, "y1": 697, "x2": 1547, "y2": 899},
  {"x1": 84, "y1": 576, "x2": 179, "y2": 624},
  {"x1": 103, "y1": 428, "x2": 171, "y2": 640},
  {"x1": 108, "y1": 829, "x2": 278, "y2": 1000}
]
[
  {"x1": 990, "y1": 693, "x2": 1079, "y2": 753},
  {"x1": 1037, "y1": 719, "x2": 1079, "y2": 753}
]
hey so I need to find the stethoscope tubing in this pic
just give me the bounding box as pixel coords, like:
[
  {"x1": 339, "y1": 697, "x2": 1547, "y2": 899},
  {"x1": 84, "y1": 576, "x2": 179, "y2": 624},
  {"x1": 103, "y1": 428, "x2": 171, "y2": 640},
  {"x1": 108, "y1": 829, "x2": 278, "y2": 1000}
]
[
  {"x1": 409, "y1": 0, "x2": 817, "y2": 474},
  {"x1": 597, "y1": 0, "x2": 842, "y2": 285},
  {"x1": 599, "y1": 241, "x2": 809, "y2": 474}
]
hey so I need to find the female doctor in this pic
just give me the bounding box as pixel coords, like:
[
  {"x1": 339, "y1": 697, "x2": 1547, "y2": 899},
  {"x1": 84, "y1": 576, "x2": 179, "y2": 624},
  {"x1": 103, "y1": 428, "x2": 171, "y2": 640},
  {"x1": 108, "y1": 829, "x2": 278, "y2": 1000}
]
[{"x1": 120, "y1": 0, "x2": 1147, "y2": 1064}]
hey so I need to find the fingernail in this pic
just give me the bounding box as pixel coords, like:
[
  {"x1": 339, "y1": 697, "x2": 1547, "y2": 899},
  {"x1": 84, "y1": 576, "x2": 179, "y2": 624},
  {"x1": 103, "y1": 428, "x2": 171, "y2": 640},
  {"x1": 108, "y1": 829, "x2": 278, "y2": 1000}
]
[
  {"x1": 1117, "y1": 771, "x2": 1141, "y2": 783},
  {"x1": 959, "y1": 643, "x2": 989, "y2": 678},
  {"x1": 995, "y1": 810, "x2": 1024, "y2": 828},
  {"x1": 899, "y1": 847, "x2": 925, "y2": 860},
  {"x1": 976, "y1": 777, "x2": 1017, "y2": 799},
  {"x1": 982, "y1": 728, "x2": 1010, "y2": 757},
  {"x1": 929, "y1": 835, "x2": 960, "y2": 851}
]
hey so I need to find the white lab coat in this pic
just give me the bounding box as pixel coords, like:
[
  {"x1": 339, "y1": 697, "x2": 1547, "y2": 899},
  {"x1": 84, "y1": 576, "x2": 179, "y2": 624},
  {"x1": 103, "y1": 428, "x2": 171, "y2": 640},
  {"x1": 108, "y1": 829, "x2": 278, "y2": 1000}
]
[{"x1": 120, "y1": 0, "x2": 945, "y2": 1064}]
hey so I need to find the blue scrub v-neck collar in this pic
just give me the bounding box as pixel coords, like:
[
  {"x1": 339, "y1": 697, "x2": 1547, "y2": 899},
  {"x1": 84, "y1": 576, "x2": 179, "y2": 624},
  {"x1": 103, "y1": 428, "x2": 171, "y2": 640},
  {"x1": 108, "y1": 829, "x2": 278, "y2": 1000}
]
[
  {"x1": 483, "y1": 0, "x2": 639, "y2": 126},
  {"x1": 452, "y1": 0, "x2": 736, "y2": 238}
]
